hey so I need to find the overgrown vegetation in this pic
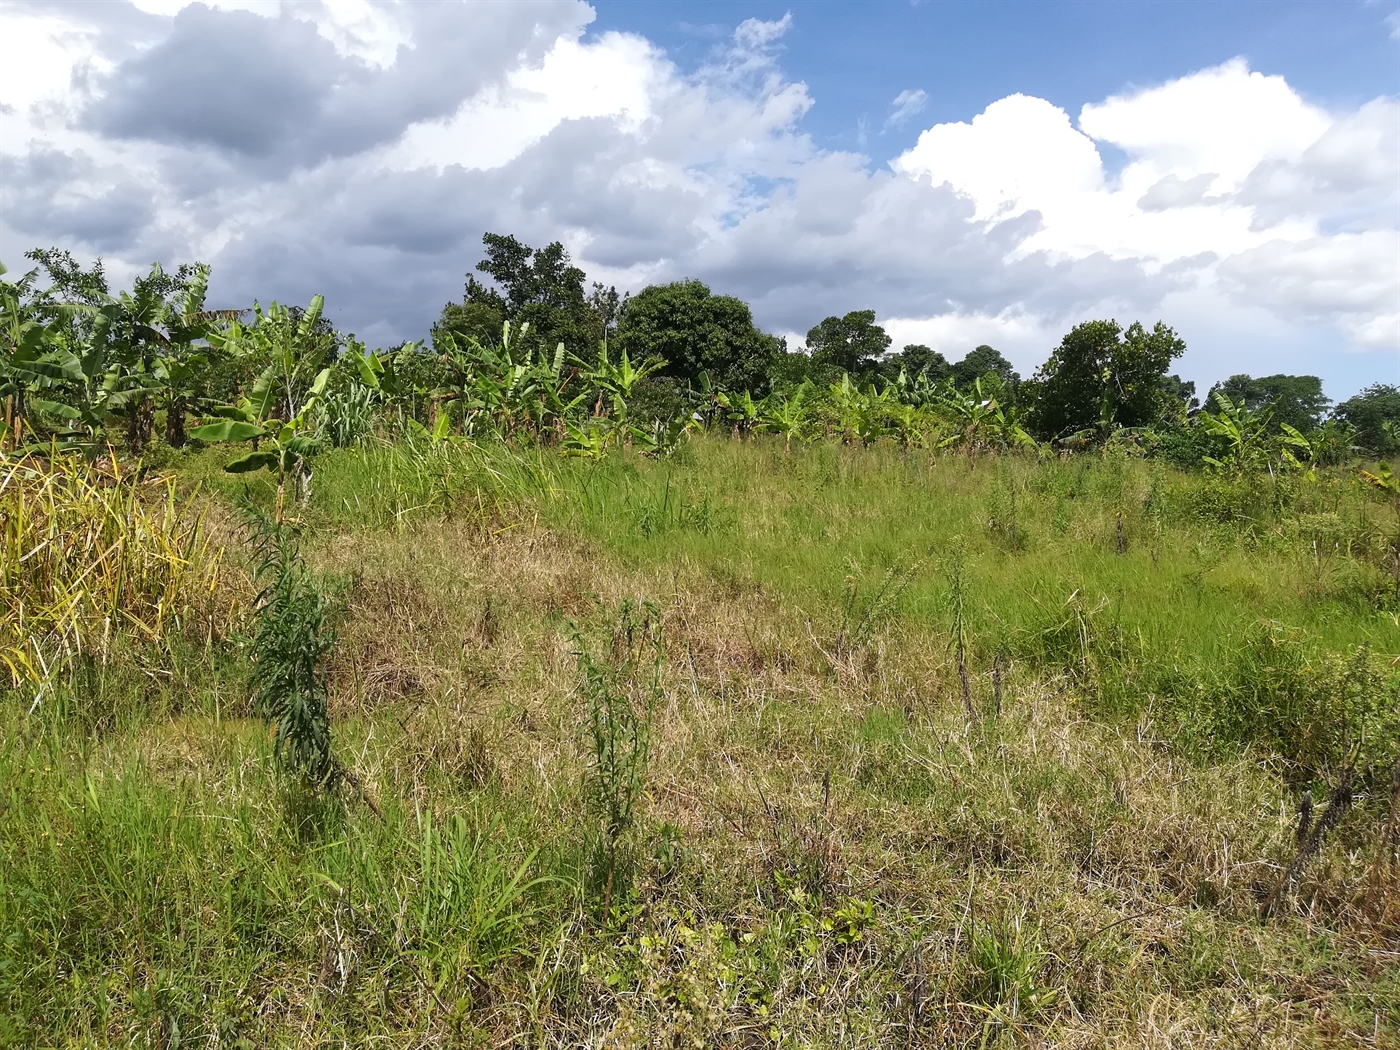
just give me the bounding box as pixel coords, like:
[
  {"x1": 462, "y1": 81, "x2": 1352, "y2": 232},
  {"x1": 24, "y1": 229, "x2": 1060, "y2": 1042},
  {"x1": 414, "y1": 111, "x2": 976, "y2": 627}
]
[{"x1": 2, "y1": 237, "x2": 1398, "y2": 1046}]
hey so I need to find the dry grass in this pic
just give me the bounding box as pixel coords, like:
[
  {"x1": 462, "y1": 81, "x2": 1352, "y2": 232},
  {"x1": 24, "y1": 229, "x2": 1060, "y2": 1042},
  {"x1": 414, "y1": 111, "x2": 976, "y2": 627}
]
[
  {"x1": 0, "y1": 450, "x2": 232, "y2": 687},
  {"x1": 284, "y1": 513, "x2": 1399, "y2": 1047},
  {"x1": 5, "y1": 444, "x2": 1397, "y2": 1047}
]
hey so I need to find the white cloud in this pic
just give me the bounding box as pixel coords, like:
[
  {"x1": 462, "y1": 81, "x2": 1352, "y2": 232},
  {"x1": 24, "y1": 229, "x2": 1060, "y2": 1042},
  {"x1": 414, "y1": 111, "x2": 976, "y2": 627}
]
[
  {"x1": 892, "y1": 60, "x2": 1398, "y2": 366},
  {"x1": 885, "y1": 88, "x2": 927, "y2": 129},
  {"x1": 389, "y1": 32, "x2": 658, "y2": 172},
  {"x1": 0, "y1": 1, "x2": 1394, "y2": 395}
]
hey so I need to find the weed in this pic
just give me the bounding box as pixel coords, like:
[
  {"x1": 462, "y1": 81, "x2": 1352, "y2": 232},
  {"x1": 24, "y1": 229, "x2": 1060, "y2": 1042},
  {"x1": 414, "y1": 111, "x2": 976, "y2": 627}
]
[
  {"x1": 574, "y1": 599, "x2": 662, "y2": 917},
  {"x1": 948, "y1": 546, "x2": 975, "y2": 720},
  {"x1": 963, "y1": 914, "x2": 1059, "y2": 1029},
  {"x1": 244, "y1": 501, "x2": 337, "y2": 785}
]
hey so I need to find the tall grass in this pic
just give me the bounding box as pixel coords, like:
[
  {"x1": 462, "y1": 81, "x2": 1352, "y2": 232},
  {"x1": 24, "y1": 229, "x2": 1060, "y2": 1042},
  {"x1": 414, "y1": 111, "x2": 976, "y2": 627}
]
[
  {"x1": 0, "y1": 449, "x2": 226, "y2": 689},
  {"x1": 4, "y1": 434, "x2": 1398, "y2": 1044}
]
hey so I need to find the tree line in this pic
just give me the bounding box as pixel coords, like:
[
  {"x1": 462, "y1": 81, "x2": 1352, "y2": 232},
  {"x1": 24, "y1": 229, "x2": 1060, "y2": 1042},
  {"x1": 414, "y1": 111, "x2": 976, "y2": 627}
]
[
  {"x1": 433, "y1": 233, "x2": 1398, "y2": 455},
  {"x1": 2, "y1": 235, "x2": 1397, "y2": 489}
]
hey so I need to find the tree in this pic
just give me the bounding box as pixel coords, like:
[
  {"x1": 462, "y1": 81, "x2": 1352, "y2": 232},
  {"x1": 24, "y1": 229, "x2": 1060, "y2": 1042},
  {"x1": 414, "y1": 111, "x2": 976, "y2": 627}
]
[
  {"x1": 1333, "y1": 383, "x2": 1400, "y2": 455},
  {"x1": 950, "y1": 345, "x2": 1019, "y2": 388},
  {"x1": 432, "y1": 300, "x2": 503, "y2": 352},
  {"x1": 1208, "y1": 374, "x2": 1329, "y2": 433},
  {"x1": 614, "y1": 279, "x2": 780, "y2": 392},
  {"x1": 888, "y1": 344, "x2": 951, "y2": 383},
  {"x1": 805, "y1": 310, "x2": 890, "y2": 374},
  {"x1": 1160, "y1": 374, "x2": 1199, "y2": 414},
  {"x1": 1029, "y1": 319, "x2": 1186, "y2": 441},
  {"x1": 446, "y1": 233, "x2": 609, "y2": 358}
]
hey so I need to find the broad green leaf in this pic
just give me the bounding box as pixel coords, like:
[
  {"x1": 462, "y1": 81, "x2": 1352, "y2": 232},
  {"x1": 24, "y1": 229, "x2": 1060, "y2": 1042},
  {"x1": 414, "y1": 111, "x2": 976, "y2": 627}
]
[
  {"x1": 356, "y1": 353, "x2": 383, "y2": 389},
  {"x1": 306, "y1": 366, "x2": 331, "y2": 400},
  {"x1": 223, "y1": 450, "x2": 279, "y2": 473},
  {"x1": 190, "y1": 419, "x2": 267, "y2": 442},
  {"x1": 31, "y1": 399, "x2": 81, "y2": 420},
  {"x1": 248, "y1": 366, "x2": 278, "y2": 420}
]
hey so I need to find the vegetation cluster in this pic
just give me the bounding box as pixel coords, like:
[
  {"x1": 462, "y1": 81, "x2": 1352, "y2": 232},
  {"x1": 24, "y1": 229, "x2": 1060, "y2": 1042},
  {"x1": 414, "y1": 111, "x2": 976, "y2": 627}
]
[{"x1": 1, "y1": 237, "x2": 1398, "y2": 1047}]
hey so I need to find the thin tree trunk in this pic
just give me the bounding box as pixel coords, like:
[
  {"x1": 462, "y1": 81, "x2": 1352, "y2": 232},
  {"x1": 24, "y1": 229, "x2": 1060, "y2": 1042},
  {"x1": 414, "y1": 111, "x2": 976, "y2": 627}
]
[
  {"x1": 3, "y1": 393, "x2": 19, "y2": 451},
  {"x1": 126, "y1": 397, "x2": 154, "y2": 453},
  {"x1": 166, "y1": 394, "x2": 186, "y2": 448}
]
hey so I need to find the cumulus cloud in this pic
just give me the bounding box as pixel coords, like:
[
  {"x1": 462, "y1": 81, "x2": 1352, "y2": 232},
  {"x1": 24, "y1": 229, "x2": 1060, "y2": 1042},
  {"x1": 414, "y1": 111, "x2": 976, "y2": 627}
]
[
  {"x1": 0, "y1": 1, "x2": 1394, "y2": 388},
  {"x1": 894, "y1": 60, "x2": 1398, "y2": 352}
]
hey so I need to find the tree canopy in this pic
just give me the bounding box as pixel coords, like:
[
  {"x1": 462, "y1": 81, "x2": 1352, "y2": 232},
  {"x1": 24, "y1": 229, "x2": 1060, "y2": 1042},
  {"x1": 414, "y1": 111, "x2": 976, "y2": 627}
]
[
  {"x1": 614, "y1": 279, "x2": 781, "y2": 392},
  {"x1": 1208, "y1": 374, "x2": 1329, "y2": 433},
  {"x1": 951, "y1": 345, "x2": 1019, "y2": 388},
  {"x1": 889, "y1": 344, "x2": 951, "y2": 383},
  {"x1": 1030, "y1": 320, "x2": 1186, "y2": 440},
  {"x1": 1333, "y1": 383, "x2": 1400, "y2": 454},
  {"x1": 806, "y1": 310, "x2": 890, "y2": 374},
  {"x1": 435, "y1": 233, "x2": 613, "y2": 357}
]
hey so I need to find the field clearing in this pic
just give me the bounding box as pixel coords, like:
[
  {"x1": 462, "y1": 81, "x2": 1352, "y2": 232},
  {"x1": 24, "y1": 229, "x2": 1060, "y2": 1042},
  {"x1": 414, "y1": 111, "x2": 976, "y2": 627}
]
[{"x1": 2, "y1": 437, "x2": 1398, "y2": 1047}]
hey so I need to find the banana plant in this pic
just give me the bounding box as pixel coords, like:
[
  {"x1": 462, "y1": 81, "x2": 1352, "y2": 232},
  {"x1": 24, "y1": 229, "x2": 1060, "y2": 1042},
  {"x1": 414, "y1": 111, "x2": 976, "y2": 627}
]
[
  {"x1": 715, "y1": 388, "x2": 762, "y2": 436},
  {"x1": 757, "y1": 380, "x2": 813, "y2": 449},
  {"x1": 939, "y1": 377, "x2": 1034, "y2": 452},
  {"x1": 561, "y1": 417, "x2": 619, "y2": 459},
  {"x1": 1199, "y1": 391, "x2": 1274, "y2": 472},
  {"x1": 0, "y1": 261, "x2": 114, "y2": 452},
  {"x1": 630, "y1": 414, "x2": 696, "y2": 458},
  {"x1": 190, "y1": 295, "x2": 333, "y2": 521},
  {"x1": 0, "y1": 262, "x2": 51, "y2": 449},
  {"x1": 585, "y1": 341, "x2": 663, "y2": 421}
]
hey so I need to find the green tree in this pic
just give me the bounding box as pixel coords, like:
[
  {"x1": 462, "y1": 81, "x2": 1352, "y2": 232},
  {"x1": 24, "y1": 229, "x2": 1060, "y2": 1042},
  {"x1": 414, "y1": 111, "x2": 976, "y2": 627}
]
[
  {"x1": 614, "y1": 279, "x2": 780, "y2": 392},
  {"x1": 950, "y1": 345, "x2": 1019, "y2": 388},
  {"x1": 1029, "y1": 319, "x2": 1186, "y2": 441},
  {"x1": 888, "y1": 344, "x2": 951, "y2": 383},
  {"x1": 432, "y1": 300, "x2": 503, "y2": 352},
  {"x1": 805, "y1": 310, "x2": 891, "y2": 375},
  {"x1": 446, "y1": 233, "x2": 611, "y2": 358},
  {"x1": 1333, "y1": 383, "x2": 1400, "y2": 455},
  {"x1": 1208, "y1": 374, "x2": 1329, "y2": 433}
]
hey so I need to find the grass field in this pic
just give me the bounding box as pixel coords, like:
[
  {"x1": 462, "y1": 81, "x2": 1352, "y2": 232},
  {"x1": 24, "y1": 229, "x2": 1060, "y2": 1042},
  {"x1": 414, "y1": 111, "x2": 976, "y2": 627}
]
[{"x1": 3, "y1": 436, "x2": 1398, "y2": 1047}]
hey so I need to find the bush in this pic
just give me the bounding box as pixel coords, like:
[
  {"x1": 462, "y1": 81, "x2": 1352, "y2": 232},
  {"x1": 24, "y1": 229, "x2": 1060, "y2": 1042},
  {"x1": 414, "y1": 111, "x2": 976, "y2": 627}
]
[{"x1": 1179, "y1": 623, "x2": 1399, "y2": 778}]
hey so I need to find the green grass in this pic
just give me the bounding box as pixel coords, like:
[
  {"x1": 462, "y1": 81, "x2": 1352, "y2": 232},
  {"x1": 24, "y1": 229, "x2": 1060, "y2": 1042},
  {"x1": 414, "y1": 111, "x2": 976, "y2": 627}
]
[{"x1": 3, "y1": 436, "x2": 1397, "y2": 1046}]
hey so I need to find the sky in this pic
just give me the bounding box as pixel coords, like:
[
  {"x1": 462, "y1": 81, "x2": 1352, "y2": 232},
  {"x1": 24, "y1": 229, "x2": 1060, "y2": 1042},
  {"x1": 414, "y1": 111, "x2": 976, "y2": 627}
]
[{"x1": 0, "y1": 1, "x2": 1396, "y2": 400}]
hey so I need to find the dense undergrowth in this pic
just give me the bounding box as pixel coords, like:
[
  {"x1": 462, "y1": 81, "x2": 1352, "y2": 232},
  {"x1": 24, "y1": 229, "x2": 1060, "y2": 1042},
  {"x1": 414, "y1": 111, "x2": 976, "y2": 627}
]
[{"x1": 2, "y1": 436, "x2": 1398, "y2": 1047}]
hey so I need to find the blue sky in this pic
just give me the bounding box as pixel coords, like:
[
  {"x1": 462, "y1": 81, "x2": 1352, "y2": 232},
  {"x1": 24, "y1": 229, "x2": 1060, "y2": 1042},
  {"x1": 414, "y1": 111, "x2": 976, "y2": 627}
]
[
  {"x1": 0, "y1": 0, "x2": 1396, "y2": 398},
  {"x1": 594, "y1": 0, "x2": 1400, "y2": 159}
]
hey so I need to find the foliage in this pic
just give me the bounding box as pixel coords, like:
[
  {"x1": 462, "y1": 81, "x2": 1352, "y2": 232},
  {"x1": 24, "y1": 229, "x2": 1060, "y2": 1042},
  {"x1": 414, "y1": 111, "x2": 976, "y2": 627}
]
[
  {"x1": 1210, "y1": 373, "x2": 1330, "y2": 433},
  {"x1": 454, "y1": 233, "x2": 611, "y2": 359},
  {"x1": 189, "y1": 296, "x2": 336, "y2": 520},
  {"x1": 805, "y1": 309, "x2": 891, "y2": 374},
  {"x1": 242, "y1": 502, "x2": 336, "y2": 785},
  {"x1": 1029, "y1": 319, "x2": 1186, "y2": 441},
  {"x1": 950, "y1": 343, "x2": 1020, "y2": 388},
  {"x1": 1334, "y1": 383, "x2": 1400, "y2": 455},
  {"x1": 614, "y1": 278, "x2": 780, "y2": 392}
]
